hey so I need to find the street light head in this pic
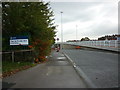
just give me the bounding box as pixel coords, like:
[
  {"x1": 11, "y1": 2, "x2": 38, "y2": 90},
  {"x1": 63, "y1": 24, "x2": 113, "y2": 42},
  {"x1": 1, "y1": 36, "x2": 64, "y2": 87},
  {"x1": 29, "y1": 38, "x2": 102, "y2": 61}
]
[{"x1": 60, "y1": 11, "x2": 63, "y2": 13}]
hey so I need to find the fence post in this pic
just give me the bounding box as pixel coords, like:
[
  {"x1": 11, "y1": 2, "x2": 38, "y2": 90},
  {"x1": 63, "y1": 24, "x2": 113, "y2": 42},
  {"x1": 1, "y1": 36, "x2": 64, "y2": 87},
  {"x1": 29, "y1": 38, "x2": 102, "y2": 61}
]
[
  {"x1": 104, "y1": 41, "x2": 105, "y2": 46},
  {"x1": 100, "y1": 41, "x2": 101, "y2": 47},
  {"x1": 115, "y1": 40, "x2": 117, "y2": 48},
  {"x1": 109, "y1": 41, "x2": 110, "y2": 47},
  {"x1": 12, "y1": 51, "x2": 14, "y2": 62}
]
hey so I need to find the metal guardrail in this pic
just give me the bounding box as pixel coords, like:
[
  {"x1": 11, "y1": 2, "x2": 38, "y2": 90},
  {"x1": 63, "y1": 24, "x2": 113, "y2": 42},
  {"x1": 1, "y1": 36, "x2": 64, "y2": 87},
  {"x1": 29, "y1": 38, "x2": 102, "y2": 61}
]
[
  {"x1": 57, "y1": 40, "x2": 120, "y2": 52},
  {"x1": 65, "y1": 40, "x2": 119, "y2": 48},
  {"x1": 57, "y1": 40, "x2": 119, "y2": 48}
]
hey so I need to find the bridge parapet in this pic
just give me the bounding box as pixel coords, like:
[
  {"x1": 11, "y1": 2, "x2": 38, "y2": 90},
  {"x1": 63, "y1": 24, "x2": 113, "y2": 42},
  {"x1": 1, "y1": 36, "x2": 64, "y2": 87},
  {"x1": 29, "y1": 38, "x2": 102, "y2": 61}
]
[{"x1": 56, "y1": 40, "x2": 119, "y2": 52}]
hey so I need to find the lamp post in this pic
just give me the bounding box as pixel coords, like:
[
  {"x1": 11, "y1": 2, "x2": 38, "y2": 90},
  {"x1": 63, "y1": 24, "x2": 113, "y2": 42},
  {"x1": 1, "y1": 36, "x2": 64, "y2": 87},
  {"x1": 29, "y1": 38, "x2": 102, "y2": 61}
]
[
  {"x1": 60, "y1": 11, "x2": 63, "y2": 49},
  {"x1": 76, "y1": 25, "x2": 78, "y2": 41}
]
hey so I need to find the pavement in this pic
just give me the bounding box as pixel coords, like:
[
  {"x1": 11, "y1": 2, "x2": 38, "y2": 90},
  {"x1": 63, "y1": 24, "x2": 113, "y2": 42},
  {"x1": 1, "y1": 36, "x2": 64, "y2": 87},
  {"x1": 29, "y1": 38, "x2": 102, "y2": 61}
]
[{"x1": 2, "y1": 50, "x2": 87, "y2": 88}]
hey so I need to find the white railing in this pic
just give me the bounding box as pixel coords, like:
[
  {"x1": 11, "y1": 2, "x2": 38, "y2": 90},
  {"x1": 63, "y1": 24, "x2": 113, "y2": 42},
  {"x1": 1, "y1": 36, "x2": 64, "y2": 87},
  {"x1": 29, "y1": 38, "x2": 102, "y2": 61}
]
[{"x1": 63, "y1": 40, "x2": 120, "y2": 48}]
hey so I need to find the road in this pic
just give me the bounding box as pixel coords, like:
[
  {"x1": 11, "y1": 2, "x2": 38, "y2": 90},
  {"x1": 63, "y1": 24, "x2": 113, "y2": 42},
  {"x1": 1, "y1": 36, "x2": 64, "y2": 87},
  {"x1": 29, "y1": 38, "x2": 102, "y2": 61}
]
[
  {"x1": 3, "y1": 51, "x2": 87, "y2": 88},
  {"x1": 62, "y1": 48, "x2": 118, "y2": 88}
]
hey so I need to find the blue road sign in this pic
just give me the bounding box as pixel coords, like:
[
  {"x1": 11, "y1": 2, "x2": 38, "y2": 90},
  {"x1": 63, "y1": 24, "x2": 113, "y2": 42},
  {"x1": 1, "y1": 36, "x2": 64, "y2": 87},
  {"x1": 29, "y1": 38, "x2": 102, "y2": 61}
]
[{"x1": 10, "y1": 36, "x2": 29, "y2": 45}]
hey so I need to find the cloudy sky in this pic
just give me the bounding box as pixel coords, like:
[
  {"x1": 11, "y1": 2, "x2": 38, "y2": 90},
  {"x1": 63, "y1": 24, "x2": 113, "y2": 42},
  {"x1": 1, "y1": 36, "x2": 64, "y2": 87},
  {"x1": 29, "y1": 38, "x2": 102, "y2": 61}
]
[{"x1": 44, "y1": 0, "x2": 119, "y2": 42}]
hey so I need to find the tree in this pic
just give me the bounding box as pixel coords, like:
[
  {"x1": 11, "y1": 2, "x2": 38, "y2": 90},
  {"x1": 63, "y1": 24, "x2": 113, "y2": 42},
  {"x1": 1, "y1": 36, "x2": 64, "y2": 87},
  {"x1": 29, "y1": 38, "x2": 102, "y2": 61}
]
[
  {"x1": 81, "y1": 37, "x2": 90, "y2": 41},
  {"x1": 2, "y1": 2, "x2": 56, "y2": 62}
]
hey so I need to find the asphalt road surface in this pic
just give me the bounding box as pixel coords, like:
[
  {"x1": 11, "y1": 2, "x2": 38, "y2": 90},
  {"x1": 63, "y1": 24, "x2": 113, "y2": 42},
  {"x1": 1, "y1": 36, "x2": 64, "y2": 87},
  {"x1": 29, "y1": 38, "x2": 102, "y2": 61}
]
[
  {"x1": 62, "y1": 48, "x2": 118, "y2": 88},
  {"x1": 3, "y1": 51, "x2": 87, "y2": 88}
]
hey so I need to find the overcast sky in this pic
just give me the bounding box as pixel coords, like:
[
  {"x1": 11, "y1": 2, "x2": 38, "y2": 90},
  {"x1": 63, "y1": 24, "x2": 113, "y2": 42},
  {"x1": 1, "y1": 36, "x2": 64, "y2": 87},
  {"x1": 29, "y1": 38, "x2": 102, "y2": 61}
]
[{"x1": 44, "y1": 0, "x2": 119, "y2": 42}]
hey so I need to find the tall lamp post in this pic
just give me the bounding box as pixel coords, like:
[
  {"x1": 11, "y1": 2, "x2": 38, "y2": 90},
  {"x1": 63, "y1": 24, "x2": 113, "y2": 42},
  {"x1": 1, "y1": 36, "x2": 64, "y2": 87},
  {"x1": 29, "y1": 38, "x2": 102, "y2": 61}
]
[
  {"x1": 76, "y1": 25, "x2": 78, "y2": 41},
  {"x1": 60, "y1": 11, "x2": 63, "y2": 49}
]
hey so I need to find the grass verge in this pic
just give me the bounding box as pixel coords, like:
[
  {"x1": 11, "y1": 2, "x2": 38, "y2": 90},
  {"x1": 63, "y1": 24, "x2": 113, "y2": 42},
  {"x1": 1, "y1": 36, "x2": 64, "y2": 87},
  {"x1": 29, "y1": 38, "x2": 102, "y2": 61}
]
[{"x1": 2, "y1": 61, "x2": 36, "y2": 78}]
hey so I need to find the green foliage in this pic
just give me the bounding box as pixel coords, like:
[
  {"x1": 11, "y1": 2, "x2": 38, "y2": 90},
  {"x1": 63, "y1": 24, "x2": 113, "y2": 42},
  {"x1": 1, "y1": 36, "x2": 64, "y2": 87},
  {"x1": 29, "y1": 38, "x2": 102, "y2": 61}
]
[
  {"x1": 2, "y1": 2, "x2": 56, "y2": 60},
  {"x1": 81, "y1": 37, "x2": 90, "y2": 41},
  {"x1": 3, "y1": 61, "x2": 36, "y2": 73}
]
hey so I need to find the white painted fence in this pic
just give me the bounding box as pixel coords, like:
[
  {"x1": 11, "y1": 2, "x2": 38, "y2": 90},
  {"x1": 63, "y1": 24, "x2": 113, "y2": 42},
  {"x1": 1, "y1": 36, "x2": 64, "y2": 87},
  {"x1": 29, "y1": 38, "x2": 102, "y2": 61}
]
[{"x1": 62, "y1": 40, "x2": 120, "y2": 48}]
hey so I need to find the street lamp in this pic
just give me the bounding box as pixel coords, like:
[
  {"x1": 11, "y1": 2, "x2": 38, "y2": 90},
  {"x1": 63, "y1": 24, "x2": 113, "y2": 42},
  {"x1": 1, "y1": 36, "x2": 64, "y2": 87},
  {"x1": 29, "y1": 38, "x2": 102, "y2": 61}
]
[
  {"x1": 76, "y1": 25, "x2": 78, "y2": 41},
  {"x1": 60, "y1": 11, "x2": 63, "y2": 49},
  {"x1": 60, "y1": 11, "x2": 63, "y2": 43}
]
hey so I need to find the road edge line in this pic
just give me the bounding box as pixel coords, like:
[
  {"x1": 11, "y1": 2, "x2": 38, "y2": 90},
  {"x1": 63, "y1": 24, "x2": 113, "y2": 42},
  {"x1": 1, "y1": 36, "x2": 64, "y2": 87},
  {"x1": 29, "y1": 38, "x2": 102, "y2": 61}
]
[{"x1": 63, "y1": 52, "x2": 97, "y2": 88}]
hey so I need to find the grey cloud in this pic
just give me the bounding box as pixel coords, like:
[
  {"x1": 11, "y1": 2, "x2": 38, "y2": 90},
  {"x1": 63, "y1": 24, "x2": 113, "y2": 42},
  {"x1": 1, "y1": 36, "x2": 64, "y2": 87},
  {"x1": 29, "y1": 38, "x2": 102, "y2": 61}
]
[
  {"x1": 50, "y1": 2, "x2": 118, "y2": 40},
  {"x1": 51, "y1": 2, "x2": 115, "y2": 23},
  {"x1": 83, "y1": 22, "x2": 118, "y2": 37},
  {"x1": 51, "y1": 2, "x2": 104, "y2": 23}
]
